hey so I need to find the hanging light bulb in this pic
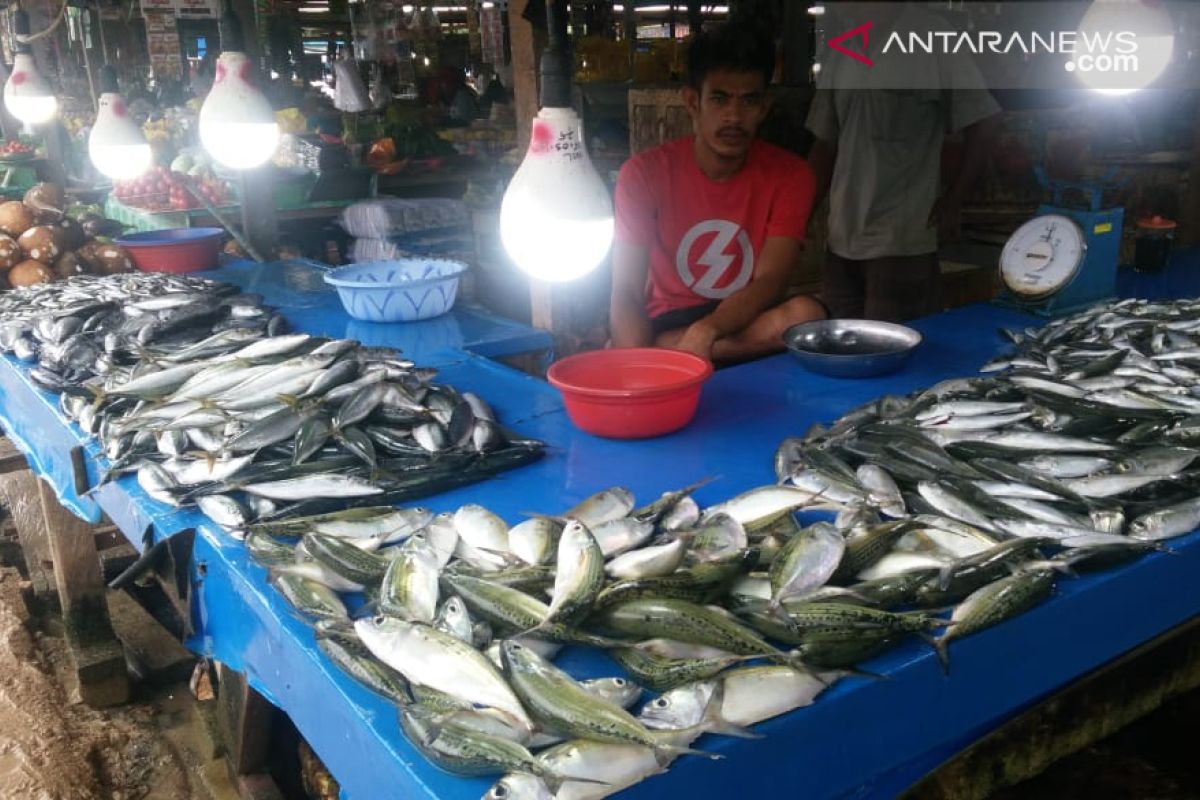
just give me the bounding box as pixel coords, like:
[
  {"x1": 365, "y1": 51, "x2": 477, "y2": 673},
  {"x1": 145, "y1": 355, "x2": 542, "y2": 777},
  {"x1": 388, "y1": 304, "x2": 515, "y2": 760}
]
[
  {"x1": 199, "y1": 0, "x2": 279, "y2": 169},
  {"x1": 88, "y1": 71, "x2": 151, "y2": 180},
  {"x1": 500, "y1": 0, "x2": 613, "y2": 282},
  {"x1": 1072, "y1": 0, "x2": 1175, "y2": 96},
  {"x1": 4, "y1": 9, "x2": 57, "y2": 126}
]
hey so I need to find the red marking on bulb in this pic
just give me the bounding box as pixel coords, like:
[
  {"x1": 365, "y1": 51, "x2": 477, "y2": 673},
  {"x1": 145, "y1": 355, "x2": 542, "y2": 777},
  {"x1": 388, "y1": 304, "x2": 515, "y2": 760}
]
[
  {"x1": 239, "y1": 61, "x2": 252, "y2": 81},
  {"x1": 530, "y1": 121, "x2": 552, "y2": 154},
  {"x1": 112, "y1": 99, "x2": 126, "y2": 117},
  {"x1": 215, "y1": 63, "x2": 227, "y2": 83},
  {"x1": 10, "y1": 72, "x2": 26, "y2": 86}
]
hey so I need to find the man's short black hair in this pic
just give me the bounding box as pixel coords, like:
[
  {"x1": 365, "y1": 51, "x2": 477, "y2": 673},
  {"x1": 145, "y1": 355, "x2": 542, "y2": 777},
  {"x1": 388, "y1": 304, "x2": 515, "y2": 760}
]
[{"x1": 687, "y1": 22, "x2": 775, "y2": 90}]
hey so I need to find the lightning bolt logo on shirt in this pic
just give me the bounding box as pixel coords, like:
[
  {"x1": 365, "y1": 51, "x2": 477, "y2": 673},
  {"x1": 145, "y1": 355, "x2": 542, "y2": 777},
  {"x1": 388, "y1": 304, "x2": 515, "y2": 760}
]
[{"x1": 675, "y1": 219, "x2": 755, "y2": 299}]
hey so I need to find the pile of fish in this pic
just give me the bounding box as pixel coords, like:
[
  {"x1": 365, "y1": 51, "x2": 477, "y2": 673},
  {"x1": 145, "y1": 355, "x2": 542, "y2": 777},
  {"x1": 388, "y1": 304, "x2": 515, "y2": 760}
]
[
  {"x1": 0, "y1": 273, "x2": 545, "y2": 524},
  {"x1": 760, "y1": 298, "x2": 1200, "y2": 678},
  {"x1": 238, "y1": 478, "x2": 991, "y2": 799}
]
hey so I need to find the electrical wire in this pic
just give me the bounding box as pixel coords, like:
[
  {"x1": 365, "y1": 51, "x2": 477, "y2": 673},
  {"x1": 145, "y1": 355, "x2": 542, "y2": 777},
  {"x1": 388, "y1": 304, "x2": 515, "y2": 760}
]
[{"x1": 16, "y1": 0, "x2": 68, "y2": 43}]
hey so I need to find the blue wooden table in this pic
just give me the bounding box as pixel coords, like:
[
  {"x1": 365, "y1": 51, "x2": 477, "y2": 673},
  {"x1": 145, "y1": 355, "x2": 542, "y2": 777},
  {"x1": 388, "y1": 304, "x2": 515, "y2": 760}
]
[
  {"x1": 2, "y1": 285, "x2": 1200, "y2": 799},
  {"x1": 200, "y1": 259, "x2": 554, "y2": 362}
]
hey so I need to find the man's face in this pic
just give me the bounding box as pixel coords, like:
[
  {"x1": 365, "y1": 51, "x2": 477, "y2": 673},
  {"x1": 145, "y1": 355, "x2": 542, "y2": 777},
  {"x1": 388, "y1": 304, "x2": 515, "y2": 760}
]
[{"x1": 685, "y1": 68, "x2": 770, "y2": 160}]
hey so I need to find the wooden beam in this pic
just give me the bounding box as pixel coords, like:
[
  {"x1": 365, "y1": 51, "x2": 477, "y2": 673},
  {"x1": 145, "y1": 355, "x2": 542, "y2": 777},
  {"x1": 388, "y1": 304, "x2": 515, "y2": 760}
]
[
  {"x1": 0, "y1": 436, "x2": 28, "y2": 475},
  {"x1": 37, "y1": 478, "x2": 128, "y2": 707},
  {"x1": 906, "y1": 615, "x2": 1200, "y2": 799},
  {"x1": 1184, "y1": 95, "x2": 1200, "y2": 248},
  {"x1": 1, "y1": 469, "x2": 57, "y2": 613},
  {"x1": 217, "y1": 661, "x2": 285, "y2": 800},
  {"x1": 508, "y1": 0, "x2": 543, "y2": 152}
]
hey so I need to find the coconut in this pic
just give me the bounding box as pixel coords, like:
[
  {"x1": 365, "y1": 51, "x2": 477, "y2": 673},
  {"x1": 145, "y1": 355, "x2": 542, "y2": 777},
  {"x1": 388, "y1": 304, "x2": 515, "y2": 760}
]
[
  {"x1": 0, "y1": 201, "x2": 34, "y2": 238},
  {"x1": 53, "y1": 251, "x2": 90, "y2": 279},
  {"x1": 0, "y1": 233, "x2": 21, "y2": 270},
  {"x1": 23, "y1": 182, "x2": 64, "y2": 222},
  {"x1": 52, "y1": 218, "x2": 86, "y2": 251},
  {"x1": 91, "y1": 244, "x2": 135, "y2": 275},
  {"x1": 17, "y1": 226, "x2": 61, "y2": 263},
  {"x1": 9, "y1": 259, "x2": 55, "y2": 287}
]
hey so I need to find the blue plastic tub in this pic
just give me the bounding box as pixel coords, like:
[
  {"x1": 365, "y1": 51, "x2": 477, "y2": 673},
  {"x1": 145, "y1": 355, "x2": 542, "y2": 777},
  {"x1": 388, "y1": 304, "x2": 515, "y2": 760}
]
[{"x1": 323, "y1": 258, "x2": 468, "y2": 323}]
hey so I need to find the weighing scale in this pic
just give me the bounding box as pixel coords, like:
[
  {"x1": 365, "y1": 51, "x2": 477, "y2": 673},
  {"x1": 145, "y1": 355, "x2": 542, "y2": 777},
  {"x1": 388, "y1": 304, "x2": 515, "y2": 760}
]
[{"x1": 995, "y1": 167, "x2": 1124, "y2": 316}]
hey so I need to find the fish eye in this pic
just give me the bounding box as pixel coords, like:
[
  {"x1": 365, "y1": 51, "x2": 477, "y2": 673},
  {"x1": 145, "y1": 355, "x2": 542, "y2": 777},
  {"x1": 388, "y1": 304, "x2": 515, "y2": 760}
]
[
  {"x1": 373, "y1": 615, "x2": 385, "y2": 625},
  {"x1": 613, "y1": 678, "x2": 626, "y2": 686},
  {"x1": 493, "y1": 786, "x2": 508, "y2": 799},
  {"x1": 654, "y1": 697, "x2": 669, "y2": 708}
]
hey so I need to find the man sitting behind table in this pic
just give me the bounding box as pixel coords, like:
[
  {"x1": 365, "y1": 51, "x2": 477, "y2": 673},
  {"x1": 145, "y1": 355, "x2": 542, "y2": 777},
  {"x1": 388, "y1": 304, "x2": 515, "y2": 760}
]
[{"x1": 607, "y1": 21, "x2": 826, "y2": 364}]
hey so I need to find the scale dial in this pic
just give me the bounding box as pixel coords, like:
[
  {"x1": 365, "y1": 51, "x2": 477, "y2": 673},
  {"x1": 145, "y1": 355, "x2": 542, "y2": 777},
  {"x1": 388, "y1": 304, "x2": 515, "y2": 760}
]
[{"x1": 999, "y1": 214, "x2": 1087, "y2": 300}]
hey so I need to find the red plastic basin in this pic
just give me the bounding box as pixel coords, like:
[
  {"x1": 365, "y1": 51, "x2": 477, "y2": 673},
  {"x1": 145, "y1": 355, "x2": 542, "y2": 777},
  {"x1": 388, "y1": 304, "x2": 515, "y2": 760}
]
[
  {"x1": 547, "y1": 348, "x2": 713, "y2": 439},
  {"x1": 114, "y1": 227, "x2": 224, "y2": 273}
]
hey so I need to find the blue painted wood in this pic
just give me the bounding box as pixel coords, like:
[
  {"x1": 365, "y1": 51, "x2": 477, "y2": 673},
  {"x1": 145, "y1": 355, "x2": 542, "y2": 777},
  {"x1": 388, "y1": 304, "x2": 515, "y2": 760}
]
[{"x1": 3, "y1": 271, "x2": 1200, "y2": 798}]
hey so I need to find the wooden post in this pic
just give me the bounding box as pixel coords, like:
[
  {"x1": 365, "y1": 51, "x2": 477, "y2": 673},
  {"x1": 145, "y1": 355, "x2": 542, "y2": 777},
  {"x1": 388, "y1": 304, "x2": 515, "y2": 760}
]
[
  {"x1": 780, "y1": 0, "x2": 811, "y2": 86},
  {"x1": 239, "y1": 168, "x2": 279, "y2": 258},
  {"x1": 0, "y1": 469, "x2": 57, "y2": 613},
  {"x1": 217, "y1": 662, "x2": 284, "y2": 800},
  {"x1": 37, "y1": 479, "x2": 128, "y2": 707},
  {"x1": 1184, "y1": 95, "x2": 1200, "y2": 248},
  {"x1": 466, "y1": 0, "x2": 483, "y2": 63},
  {"x1": 508, "y1": 0, "x2": 542, "y2": 152}
]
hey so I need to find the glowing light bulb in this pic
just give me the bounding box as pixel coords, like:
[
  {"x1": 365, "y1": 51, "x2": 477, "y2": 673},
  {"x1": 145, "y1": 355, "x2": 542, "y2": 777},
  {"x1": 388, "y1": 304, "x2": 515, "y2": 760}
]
[
  {"x1": 4, "y1": 53, "x2": 56, "y2": 125},
  {"x1": 88, "y1": 92, "x2": 152, "y2": 180},
  {"x1": 1072, "y1": 0, "x2": 1175, "y2": 95},
  {"x1": 199, "y1": 52, "x2": 279, "y2": 169},
  {"x1": 500, "y1": 108, "x2": 613, "y2": 282}
]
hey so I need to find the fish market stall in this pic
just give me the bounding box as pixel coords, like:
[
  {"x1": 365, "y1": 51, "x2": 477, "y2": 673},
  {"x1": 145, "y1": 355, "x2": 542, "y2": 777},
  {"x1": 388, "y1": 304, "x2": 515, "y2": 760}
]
[{"x1": 1, "y1": 277, "x2": 1200, "y2": 799}]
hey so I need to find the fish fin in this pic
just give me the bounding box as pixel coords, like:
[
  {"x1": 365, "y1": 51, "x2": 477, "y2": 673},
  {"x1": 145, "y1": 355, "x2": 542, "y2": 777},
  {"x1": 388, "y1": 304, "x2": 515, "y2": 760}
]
[
  {"x1": 929, "y1": 634, "x2": 951, "y2": 676},
  {"x1": 278, "y1": 393, "x2": 303, "y2": 412},
  {"x1": 699, "y1": 682, "x2": 762, "y2": 740},
  {"x1": 783, "y1": 652, "x2": 829, "y2": 685},
  {"x1": 935, "y1": 563, "x2": 955, "y2": 591},
  {"x1": 542, "y1": 773, "x2": 609, "y2": 794},
  {"x1": 352, "y1": 600, "x2": 380, "y2": 620},
  {"x1": 652, "y1": 740, "x2": 723, "y2": 766},
  {"x1": 841, "y1": 665, "x2": 890, "y2": 681},
  {"x1": 476, "y1": 546, "x2": 524, "y2": 568}
]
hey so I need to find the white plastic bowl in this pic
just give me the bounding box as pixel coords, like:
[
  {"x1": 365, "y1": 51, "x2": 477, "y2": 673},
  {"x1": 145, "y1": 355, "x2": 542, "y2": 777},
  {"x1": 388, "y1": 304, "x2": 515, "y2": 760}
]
[{"x1": 323, "y1": 258, "x2": 467, "y2": 322}]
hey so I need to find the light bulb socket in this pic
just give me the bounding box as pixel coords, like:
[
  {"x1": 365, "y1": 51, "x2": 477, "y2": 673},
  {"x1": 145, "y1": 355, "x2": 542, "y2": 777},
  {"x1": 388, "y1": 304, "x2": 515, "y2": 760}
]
[
  {"x1": 219, "y1": 0, "x2": 245, "y2": 54},
  {"x1": 11, "y1": 7, "x2": 30, "y2": 55},
  {"x1": 538, "y1": 0, "x2": 571, "y2": 109},
  {"x1": 97, "y1": 65, "x2": 119, "y2": 94}
]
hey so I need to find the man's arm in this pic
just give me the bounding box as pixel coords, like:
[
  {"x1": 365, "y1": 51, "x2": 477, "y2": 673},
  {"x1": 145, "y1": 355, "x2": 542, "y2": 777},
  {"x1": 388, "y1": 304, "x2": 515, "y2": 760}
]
[
  {"x1": 807, "y1": 138, "x2": 837, "y2": 211},
  {"x1": 609, "y1": 240, "x2": 654, "y2": 348},
  {"x1": 674, "y1": 235, "x2": 800, "y2": 359},
  {"x1": 929, "y1": 112, "x2": 1001, "y2": 240}
]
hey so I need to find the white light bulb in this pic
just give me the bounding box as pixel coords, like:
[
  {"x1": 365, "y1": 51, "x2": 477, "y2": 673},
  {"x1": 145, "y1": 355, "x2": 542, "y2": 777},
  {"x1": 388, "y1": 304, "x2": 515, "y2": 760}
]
[
  {"x1": 4, "y1": 53, "x2": 57, "y2": 125},
  {"x1": 199, "y1": 52, "x2": 280, "y2": 170},
  {"x1": 1073, "y1": 0, "x2": 1174, "y2": 95},
  {"x1": 88, "y1": 92, "x2": 152, "y2": 180},
  {"x1": 500, "y1": 108, "x2": 614, "y2": 282}
]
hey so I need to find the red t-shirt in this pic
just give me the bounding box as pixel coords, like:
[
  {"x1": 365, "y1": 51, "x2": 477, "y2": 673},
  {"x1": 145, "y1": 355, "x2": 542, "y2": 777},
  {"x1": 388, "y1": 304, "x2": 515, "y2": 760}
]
[{"x1": 614, "y1": 137, "x2": 816, "y2": 319}]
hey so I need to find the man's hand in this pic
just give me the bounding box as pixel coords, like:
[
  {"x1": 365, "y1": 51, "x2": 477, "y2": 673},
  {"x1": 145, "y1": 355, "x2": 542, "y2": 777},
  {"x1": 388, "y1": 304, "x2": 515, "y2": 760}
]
[
  {"x1": 928, "y1": 194, "x2": 963, "y2": 243},
  {"x1": 673, "y1": 319, "x2": 718, "y2": 362}
]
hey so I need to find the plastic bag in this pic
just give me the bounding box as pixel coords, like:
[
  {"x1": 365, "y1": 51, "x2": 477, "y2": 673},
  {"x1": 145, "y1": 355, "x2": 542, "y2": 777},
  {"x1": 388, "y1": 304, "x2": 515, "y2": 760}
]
[{"x1": 340, "y1": 198, "x2": 470, "y2": 239}]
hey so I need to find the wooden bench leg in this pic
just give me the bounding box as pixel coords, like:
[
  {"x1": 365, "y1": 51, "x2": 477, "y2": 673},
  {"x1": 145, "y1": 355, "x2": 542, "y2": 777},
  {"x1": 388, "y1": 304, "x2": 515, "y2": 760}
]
[
  {"x1": 37, "y1": 478, "x2": 129, "y2": 708},
  {"x1": 1, "y1": 469, "x2": 59, "y2": 614},
  {"x1": 217, "y1": 662, "x2": 285, "y2": 800}
]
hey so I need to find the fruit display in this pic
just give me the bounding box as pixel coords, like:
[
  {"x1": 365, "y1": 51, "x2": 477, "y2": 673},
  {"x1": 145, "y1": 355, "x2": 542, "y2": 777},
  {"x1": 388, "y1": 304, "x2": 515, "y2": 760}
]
[
  {"x1": 0, "y1": 140, "x2": 35, "y2": 160},
  {"x1": 111, "y1": 162, "x2": 233, "y2": 212},
  {"x1": 0, "y1": 182, "x2": 134, "y2": 290}
]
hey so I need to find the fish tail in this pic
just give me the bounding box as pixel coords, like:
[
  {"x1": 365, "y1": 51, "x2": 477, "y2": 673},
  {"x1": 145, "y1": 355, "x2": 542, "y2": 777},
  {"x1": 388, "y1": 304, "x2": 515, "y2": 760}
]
[{"x1": 928, "y1": 633, "x2": 951, "y2": 675}]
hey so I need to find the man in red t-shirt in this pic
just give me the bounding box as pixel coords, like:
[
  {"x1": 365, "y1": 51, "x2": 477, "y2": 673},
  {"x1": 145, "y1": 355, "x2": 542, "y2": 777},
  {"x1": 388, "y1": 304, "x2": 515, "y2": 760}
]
[{"x1": 609, "y1": 22, "x2": 826, "y2": 364}]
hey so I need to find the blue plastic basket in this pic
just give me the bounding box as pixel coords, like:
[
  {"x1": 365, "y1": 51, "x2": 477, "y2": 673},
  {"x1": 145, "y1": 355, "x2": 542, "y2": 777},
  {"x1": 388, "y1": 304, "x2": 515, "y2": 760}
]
[{"x1": 322, "y1": 258, "x2": 468, "y2": 322}]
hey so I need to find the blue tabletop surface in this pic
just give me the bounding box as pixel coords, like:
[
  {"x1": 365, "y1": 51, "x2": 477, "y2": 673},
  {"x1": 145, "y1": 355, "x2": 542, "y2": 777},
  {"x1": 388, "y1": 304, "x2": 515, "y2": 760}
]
[
  {"x1": 198, "y1": 259, "x2": 552, "y2": 362},
  {"x1": 2, "y1": 285, "x2": 1200, "y2": 798}
]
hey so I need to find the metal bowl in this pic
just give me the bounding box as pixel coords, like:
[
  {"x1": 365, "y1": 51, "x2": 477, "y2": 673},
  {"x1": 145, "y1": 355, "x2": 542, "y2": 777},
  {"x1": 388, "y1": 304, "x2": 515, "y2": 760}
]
[{"x1": 783, "y1": 319, "x2": 923, "y2": 378}]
